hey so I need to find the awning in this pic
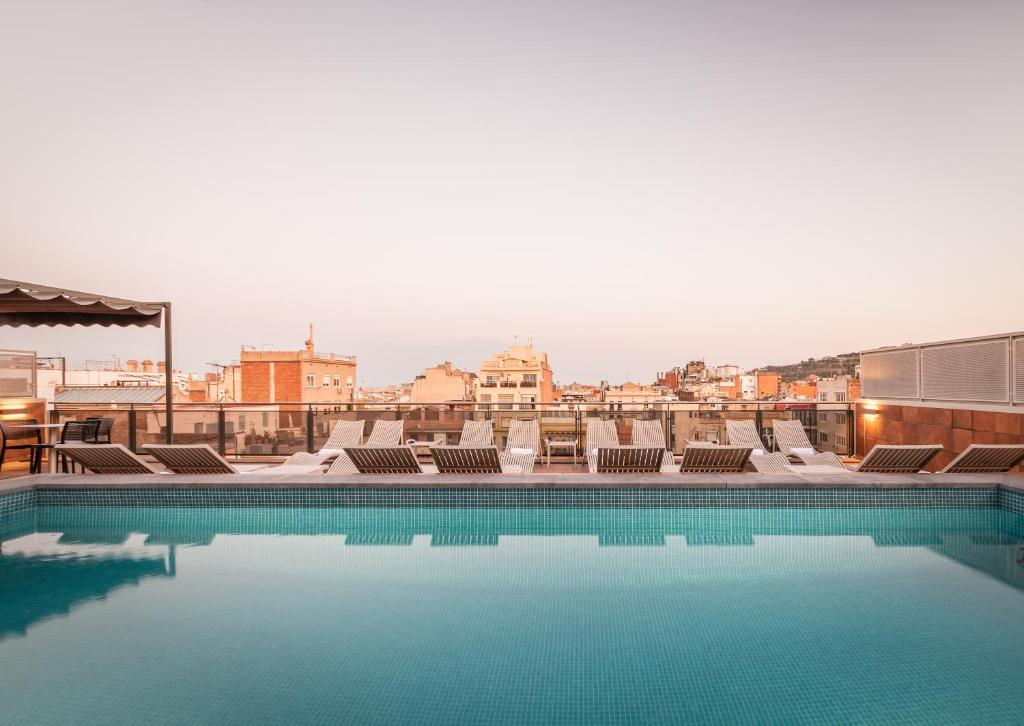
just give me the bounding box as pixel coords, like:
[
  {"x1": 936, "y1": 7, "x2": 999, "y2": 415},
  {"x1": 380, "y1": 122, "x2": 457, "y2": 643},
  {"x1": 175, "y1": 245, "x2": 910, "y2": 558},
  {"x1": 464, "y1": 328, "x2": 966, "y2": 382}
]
[{"x1": 0, "y1": 278, "x2": 164, "y2": 328}]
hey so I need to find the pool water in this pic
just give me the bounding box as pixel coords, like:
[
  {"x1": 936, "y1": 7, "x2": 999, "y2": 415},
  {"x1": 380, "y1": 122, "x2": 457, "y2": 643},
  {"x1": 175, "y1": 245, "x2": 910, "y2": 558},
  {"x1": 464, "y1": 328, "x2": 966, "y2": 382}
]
[{"x1": 2, "y1": 502, "x2": 1024, "y2": 724}]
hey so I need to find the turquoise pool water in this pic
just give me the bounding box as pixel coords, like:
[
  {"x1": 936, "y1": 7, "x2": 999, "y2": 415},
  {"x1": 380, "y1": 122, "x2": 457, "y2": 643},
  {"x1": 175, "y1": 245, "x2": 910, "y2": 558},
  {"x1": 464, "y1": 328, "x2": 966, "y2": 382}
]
[{"x1": 2, "y1": 499, "x2": 1024, "y2": 724}]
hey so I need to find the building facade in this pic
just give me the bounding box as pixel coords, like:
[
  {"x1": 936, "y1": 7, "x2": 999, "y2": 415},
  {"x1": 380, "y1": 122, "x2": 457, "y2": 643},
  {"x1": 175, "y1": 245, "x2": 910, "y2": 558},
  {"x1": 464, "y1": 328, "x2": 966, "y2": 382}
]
[
  {"x1": 410, "y1": 362, "x2": 477, "y2": 402},
  {"x1": 239, "y1": 328, "x2": 356, "y2": 403},
  {"x1": 476, "y1": 344, "x2": 554, "y2": 408}
]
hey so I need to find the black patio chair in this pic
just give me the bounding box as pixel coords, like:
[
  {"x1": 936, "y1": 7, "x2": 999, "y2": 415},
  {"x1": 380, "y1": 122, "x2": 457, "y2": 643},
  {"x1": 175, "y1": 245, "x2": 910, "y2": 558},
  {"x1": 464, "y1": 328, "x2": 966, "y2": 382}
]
[
  {"x1": 0, "y1": 418, "x2": 46, "y2": 474},
  {"x1": 84, "y1": 417, "x2": 114, "y2": 444},
  {"x1": 55, "y1": 420, "x2": 102, "y2": 473}
]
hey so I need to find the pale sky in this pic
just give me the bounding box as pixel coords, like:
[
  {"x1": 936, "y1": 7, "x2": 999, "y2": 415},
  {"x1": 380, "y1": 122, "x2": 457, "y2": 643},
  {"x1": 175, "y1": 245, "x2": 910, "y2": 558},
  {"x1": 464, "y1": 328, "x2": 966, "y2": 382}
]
[{"x1": 2, "y1": 0, "x2": 1022, "y2": 385}]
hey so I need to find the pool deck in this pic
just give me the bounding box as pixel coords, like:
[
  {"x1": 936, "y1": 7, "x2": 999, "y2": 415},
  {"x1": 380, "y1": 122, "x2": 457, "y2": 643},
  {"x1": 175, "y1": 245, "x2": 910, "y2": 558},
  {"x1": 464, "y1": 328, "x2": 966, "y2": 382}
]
[{"x1": 3, "y1": 471, "x2": 1023, "y2": 495}]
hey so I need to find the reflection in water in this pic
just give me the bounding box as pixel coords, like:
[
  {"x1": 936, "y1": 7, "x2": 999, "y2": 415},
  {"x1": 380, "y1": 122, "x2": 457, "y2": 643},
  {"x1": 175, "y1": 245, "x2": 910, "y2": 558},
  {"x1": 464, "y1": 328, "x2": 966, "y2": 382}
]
[{"x1": 0, "y1": 533, "x2": 172, "y2": 639}]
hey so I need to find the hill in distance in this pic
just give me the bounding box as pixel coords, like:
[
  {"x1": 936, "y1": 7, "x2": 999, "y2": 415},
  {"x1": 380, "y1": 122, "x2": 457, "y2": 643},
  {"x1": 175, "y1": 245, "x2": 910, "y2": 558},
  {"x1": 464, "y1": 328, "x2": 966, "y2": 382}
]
[{"x1": 757, "y1": 352, "x2": 859, "y2": 382}]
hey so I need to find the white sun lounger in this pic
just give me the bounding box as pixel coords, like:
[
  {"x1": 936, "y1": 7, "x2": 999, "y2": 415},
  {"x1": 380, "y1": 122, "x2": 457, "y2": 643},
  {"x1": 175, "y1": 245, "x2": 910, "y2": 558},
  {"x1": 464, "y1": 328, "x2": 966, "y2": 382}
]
[
  {"x1": 771, "y1": 419, "x2": 819, "y2": 462},
  {"x1": 940, "y1": 444, "x2": 1024, "y2": 474},
  {"x1": 725, "y1": 420, "x2": 767, "y2": 455},
  {"x1": 458, "y1": 420, "x2": 494, "y2": 447},
  {"x1": 327, "y1": 420, "x2": 405, "y2": 474},
  {"x1": 586, "y1": 419, "x2": 620, "y2": 473},
  {"x1": 630, "y1": 420, "x2": 677, "y2": 472},
  {"x1": 503, "y1": 419, "x2": 539, "y2": 474},
  {"x1": 54, "y1": 443, "x2": 160, "y2": 475}
]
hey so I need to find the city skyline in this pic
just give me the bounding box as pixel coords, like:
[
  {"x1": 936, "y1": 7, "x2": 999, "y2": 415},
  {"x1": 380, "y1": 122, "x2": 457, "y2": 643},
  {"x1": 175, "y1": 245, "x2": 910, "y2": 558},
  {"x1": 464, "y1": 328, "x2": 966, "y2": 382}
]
[{"x1": 4, "y1": 0, "x2": 1024, "y2": 383}]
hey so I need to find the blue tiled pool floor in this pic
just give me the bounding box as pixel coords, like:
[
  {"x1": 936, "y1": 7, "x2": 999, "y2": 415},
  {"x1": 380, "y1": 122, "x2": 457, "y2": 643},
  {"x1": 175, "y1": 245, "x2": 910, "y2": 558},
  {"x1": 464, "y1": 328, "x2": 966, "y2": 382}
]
[{"x1": 2, "y1": 502, "x2": 1024, "y2": 724}]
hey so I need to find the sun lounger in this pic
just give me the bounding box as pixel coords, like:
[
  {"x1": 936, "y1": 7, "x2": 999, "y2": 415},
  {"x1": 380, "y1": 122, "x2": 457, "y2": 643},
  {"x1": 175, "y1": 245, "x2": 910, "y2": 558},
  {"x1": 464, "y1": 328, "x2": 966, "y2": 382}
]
[
  {"x1": 594, "y1": 446, "x2": 665, "y2": 473},
  {"x1": 457, "y1": 420, "x2": 494, "y2": 447},
  {"x1": 771, "y1": 419, "x2": 818, "y2": 462},
  {"x1": 503, "y1": 419, "x2": 539, "y2": 474},
  {"x1": 342, "y1": 446, "x2": 423, "y2": 474},
  {"x1": 431, "y1": 445, "x2": 522, "y2": 474},
  {"x1": 630, "y1": 420, "x2": 677, "y2": 472},
  {"x1": 725, "y1": 420, "x2": 767, "y2": 455},
  {"x1": 940, "y1": 444, "x2": 1024, "y2": 474},
  {"x1": 586, "y1": 419, "x2": 620, "y2": 473},
  {"x1": 54, "y1": 444, "x2": 159, "y2": 475},
  {"x1": 327, "y1": 420, "x2": 405, "y2": 474},
  {"x1": 144, "y1": 444, "x2": 325, "y2": 474},
  {"x1": 678, "y1": 445, "x2": 753, "y2": 473}
]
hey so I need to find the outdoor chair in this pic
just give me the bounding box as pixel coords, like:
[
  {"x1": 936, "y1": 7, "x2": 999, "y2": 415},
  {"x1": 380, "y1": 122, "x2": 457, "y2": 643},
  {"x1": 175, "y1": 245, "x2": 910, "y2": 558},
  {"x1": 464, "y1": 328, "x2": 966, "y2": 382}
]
[
  {"x1": 57, "y1": 420, "x2": 102, "y2": 473},
  {"x1": 940, "y1": 444, "x2": 1024, "y2": 474},
  {"x1": 342, "y1": 446, "x2": 423, "y2": 474},
  {"x1": 326, "y1": 420, "x2": 405, "y2": 474},
  {"x1": 788, "y1": 445, "x2": 942, "y2": 474},
  {"x1": 54, "y1": 443, "x2": 160, "y2": 475},
  {"x1": 594, "y1": 446, "x2": 665, "y2": 473},
  {"x1": 144, "y1": 444, "x2": 326, "y2": 474},
  {"x1": 503, "y1": 419, "x2": 539, "y2": 474},
  {"x1": 586, "y1": 419, "x2": 620, "y2": 473},
  {"x1": 457, "y1": 420, "x2": 494, "y2": 447},
  {"x1": 771, "y1": 419, "x2": 818, "y2": 462},
  {"x1": 630, "y1": 419, "x2": 677, "y2": 472},
  {"x1": 0, "y1": 418, "x2": 46, "y2": 474},
  {"x1": 678, "y1": 445, "x2": 753, "y2": 473},
  {"x1": 725, "y1": 419, "x2": 768, "y2": 455},
  {"x1": 84, "y1": 417, "x2": 115, "y2": 444},
  {"x1": 431, "y1": 445, "x2": 522, "y2": 474}
]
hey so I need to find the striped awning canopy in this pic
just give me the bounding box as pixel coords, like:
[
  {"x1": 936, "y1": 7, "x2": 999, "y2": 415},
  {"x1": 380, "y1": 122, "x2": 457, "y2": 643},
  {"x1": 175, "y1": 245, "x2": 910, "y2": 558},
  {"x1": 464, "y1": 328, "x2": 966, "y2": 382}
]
[{"x1": 0, "y1": 279, "x2": 164, "y2": 327}]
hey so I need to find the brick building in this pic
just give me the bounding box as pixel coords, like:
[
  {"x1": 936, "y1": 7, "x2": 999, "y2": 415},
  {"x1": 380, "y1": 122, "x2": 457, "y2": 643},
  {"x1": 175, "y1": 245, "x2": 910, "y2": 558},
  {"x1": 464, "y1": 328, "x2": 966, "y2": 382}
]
[{"x1": 238, "y1": 327, "x2": 356, "y2": 403}]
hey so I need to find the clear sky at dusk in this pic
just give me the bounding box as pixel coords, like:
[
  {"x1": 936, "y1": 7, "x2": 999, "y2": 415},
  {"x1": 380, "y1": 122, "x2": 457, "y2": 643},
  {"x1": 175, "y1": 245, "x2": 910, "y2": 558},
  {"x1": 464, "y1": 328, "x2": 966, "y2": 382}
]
[{"x1": 2, "y1": 0, "x2": 1022, "y2": 385}]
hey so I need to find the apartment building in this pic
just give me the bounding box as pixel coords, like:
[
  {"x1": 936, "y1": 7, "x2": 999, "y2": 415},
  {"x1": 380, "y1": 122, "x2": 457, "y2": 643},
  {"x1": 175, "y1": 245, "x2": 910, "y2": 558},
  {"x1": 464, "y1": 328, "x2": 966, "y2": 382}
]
[
  {"x1": 785, "y1": 379, "x2": 818, "y2": 400},
  {"x1": 817, "y1": 375, "x2": 860, "y2": 403},
  {"x1": 477, "y1": 344, "x2": 554, "y2": 408},
  {"x1": 410, "y1": 362, "x2": 476, "y2": 403},
  {"x1": 239, "y1": 327, "x2": 356, "y2": 403}
]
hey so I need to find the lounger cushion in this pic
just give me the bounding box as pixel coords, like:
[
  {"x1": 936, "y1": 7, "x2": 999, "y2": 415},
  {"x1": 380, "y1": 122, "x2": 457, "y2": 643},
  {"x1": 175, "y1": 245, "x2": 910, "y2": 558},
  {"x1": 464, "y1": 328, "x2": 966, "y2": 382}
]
[
  {"x1": 317, "y1": 448, "x2": 346, "y2": 458},
  {"x1": 791, "y1": 447, "x2": 815, "y2": 459},
  {"x1": 752, "y1": 449, "x2": 764, "y2": 456},
  {"x1": 509, "y1": 447, "x2": 534, "y2": 456}
]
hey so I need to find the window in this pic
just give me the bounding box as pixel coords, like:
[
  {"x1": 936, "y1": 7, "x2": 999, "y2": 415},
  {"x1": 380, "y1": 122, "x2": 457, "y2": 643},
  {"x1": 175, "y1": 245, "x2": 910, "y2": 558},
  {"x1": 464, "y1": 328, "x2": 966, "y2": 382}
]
[
  {"x1": 835, "y1": 434, "x2": 847, "y2": 448},
  {"x1": 262, "y1": 413, "x2": 269, "y2": 427},
  {"x1": 818, "y1": 432, "x2": 828, "y2": 443},
  {"x1": 521, "y1": 394, "x2": 536, "y2": 410},
  {"x1": 306, "y1": 374, "x2": 316, "y2": 387},
  {"x1": 346, "y1": 376, "x2": 353, "y2": 386},
  {"x1": 479, "y1": 394, "x2": 491, "y2": 403},
  {"x1": 333, "y1": 376, "x2": 341, "y2": 387},
  {"x1": 834, "y1": 413, "x2": 846, "y2": 425},
  {"x1": 498, "y1": 394, "x2": 514, "y2": 410},
  {"x1": 834, "y1": 392, "x2": 847, "y2": 402},
  {"x1": 818, "y1": 392, "x2": 828, "y2": 402},
  {"x1": 818, "y1": 413, "x2": 828, "y2": 424},
  {"x1": 322, "y1": 375, "x2": 330, "y2": 387}
]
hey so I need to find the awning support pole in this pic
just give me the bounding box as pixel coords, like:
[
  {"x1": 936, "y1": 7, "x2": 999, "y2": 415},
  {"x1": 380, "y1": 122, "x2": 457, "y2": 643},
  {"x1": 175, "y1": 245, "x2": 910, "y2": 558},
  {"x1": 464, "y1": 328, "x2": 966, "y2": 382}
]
[{"x1": 164, "y1": 303, "x2": 174, "y2": 444}]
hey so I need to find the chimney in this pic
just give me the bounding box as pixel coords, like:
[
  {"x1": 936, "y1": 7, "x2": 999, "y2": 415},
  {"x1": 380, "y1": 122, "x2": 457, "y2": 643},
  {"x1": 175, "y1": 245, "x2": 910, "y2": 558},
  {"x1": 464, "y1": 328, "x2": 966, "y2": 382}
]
[
  {"x1": 126, "y1": 359, "x2": 139, "y2": 373},
  {"x1": 141, "y1": 359, "x2": 154, "y2": 373},
  {"x1": 157, "y1": 361, "x2": 166, "y2": 374}
]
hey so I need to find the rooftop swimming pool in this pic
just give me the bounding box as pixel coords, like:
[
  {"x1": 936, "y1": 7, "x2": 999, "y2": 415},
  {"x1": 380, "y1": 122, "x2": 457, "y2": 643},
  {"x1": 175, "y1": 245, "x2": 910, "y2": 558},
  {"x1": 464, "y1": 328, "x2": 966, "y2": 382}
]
[{"x1": 2, "y1": 487, "x2": 1024, "y2": 725}]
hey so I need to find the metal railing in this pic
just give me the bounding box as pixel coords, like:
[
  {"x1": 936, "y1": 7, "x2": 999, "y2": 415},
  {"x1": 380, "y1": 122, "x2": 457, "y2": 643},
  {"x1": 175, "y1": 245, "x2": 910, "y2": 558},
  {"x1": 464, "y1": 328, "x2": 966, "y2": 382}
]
[{"x1": 48, "y1": 401, "x2": 857, "y2": 460}]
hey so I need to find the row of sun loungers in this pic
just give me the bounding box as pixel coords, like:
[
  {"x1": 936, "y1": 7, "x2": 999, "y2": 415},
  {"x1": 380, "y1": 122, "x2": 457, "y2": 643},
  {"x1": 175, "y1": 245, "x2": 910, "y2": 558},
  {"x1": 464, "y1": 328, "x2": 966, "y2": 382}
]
[{"x1": 45, "y1": 415, "x2": 1024, "y2": 476}]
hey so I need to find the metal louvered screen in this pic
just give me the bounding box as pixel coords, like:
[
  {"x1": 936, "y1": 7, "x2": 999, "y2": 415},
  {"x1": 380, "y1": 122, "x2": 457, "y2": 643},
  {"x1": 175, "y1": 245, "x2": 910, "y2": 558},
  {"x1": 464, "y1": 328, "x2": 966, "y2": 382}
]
[
  {"x1": 861, "y1": 349, "x2": 919, "y2": 399},
  {"x1": 1014, "y1": 337, "x2": 1024, "y2": 404},
  {"x1": 921, "y1": 340, "x2": 1009, "y2": 403}
]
